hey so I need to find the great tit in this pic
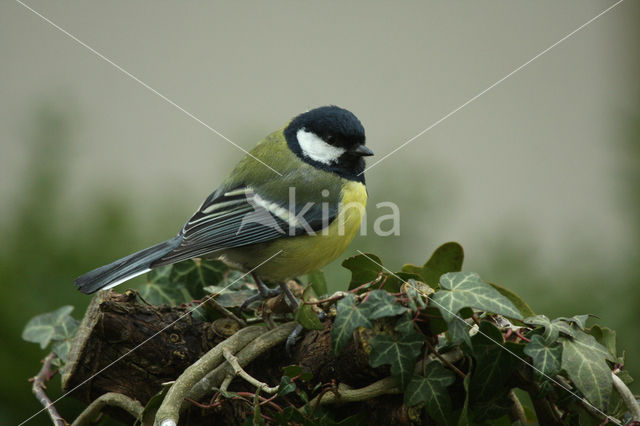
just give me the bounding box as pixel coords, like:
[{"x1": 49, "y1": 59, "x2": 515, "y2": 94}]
[{"x1": 75, "y1": 106, "x2": 373, "y2": 300}]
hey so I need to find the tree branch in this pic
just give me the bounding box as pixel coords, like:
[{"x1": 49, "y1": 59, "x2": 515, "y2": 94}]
[
  {"x1": 154, "y1": 325, "x2": 266, "y2": 426},
  {"x1": 31, "y1": 352, "x2": 66, "y2": 426},
  {"x1": 612, "y1": 371, "x2": 640, "y2": 421},
  {"x1": 508, "y1": 389, "x2": 527, "y2": 424},
  {"x1": 71, "y1": 392, "x2": 143, "y2": 426},
  {"x1": 222, "y1": 348, "x2": 279, "y2": 394},
  {"x1": 305, "y1": 377, "x2": 400, "y2": 408},
  {"x1": 185, "y1": 322, "x2": 297, "y2": 406}
]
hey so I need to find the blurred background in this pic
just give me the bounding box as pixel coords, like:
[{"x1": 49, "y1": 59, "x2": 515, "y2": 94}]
[{"x1": 1, "y1": 1, "x2": 638, "y2": 423}]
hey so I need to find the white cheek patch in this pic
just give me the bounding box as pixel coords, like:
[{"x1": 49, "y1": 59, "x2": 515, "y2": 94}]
[{"x1": 296, "y1": 129, "x2": 346, "y2": 165}]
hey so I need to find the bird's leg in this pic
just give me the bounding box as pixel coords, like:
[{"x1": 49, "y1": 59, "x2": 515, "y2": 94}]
[
  {"x1": 243, "y1": 274, "x2": 323, "y2": 356},
  {"x1": 279, "y1": 282, "x2": 299, "y2": 310},
  {"x1": 239, "y1": 273, "x2": 283, "y2": 314},
  {"x1": 253, "y1": 272, "x2": 282, "y2": 298}
]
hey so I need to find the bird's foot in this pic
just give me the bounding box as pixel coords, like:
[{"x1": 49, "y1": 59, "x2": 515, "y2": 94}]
[{"x1": 238, "y1": 273, "x2": 283, "y2": 314}]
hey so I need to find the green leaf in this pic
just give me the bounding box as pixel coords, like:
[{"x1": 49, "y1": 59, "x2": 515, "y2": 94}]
[
  {"x1": 380, "y1": 272, "x2": 412, "y2": 293},
  {"x1": 405, "y1": 281, "x2": 430, "y2": 312},
  {"x1": 331, "y1": 294, "x2": 373, "y2": 354},
  {"x1": 282, "y1": 365, "x2": 313, "y2": 381},
  {"x1": 431, "y1": 272, "x2": 522, "y2": 323},
  {"x1": 405, "y1": 362, "x2": 456, "y2": 425},
  {"x1": 169, "y1": 259, "x2": 227, "y2": 299},
  {"x1": 22, "y1": 306, "x2": 75, "y2": 349},
  {"x1": 587, "y1": 325, "x2": 616, "y2": 359},
  {"x1": 139, "y1": 266, "x2": 190, "y2": 305},
  {"x1": 469, "y1": 322, "x2": 522, "y2": 403},
  {"x1": 342, "y1": 253, "x2": 382, "y2": 290},
  {"x1": 369, "y1": 316, "x2": 424, "y2": 389},
  {"x1": 50, "y1": 314, "x2": 79, "y2": 363},
  {"x1": 470, "y1": 392, "x2": 514, "y2": 422},
  {"x1": 278, "y1": 376, "x2": 296, "y2": 396},
  {"x1": 561, "y1": 330, "x2": 613, "y2": 410},
  {"x1": 457, "y1": 362, "x2": 472, "y2": 426},
  {"x1": 359, "y1": 290, "x2": 408, "y2": 320},
  {"x1": 524, "y1": 315, "x2": 577, "y2": 344},
  {"x1": 295, "y1": 286, "x2": 324, "y2": 330},
  {"x1": 557, "y1": 314, "x2": 590, "y2": 330},
  {"x1": 401, "y1": 242, "x2": 464, "y2": 288},
  {"x1": 212, "y1": 289, "x2": 258, "y2": 308},
  {"x1": 139, "y1": 384, "x2": 171, "y2": 425},
  {"x1": 446, "y1": 317, "x2": 472, "y2": 348},
  {"x1": 486, "y1": 281, "x2": 535, "y2": 318},
  {"x1": 523, "y1": 335, "x2": 562, "y2": 378},
  {"x1": 307, "y1": 270, "x2": 328, "y2": 296},
  {"x1": 52, "y1": 339, "x2": 72, "y2": 363}
]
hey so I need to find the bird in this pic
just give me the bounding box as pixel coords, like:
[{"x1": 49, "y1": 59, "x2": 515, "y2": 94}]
[{"x1": 75, "y1": 106, "x2": 373, "y2": 313}]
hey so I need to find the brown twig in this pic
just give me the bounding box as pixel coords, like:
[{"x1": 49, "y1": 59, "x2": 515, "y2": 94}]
[
  {"x1": 31, "y1": 352, "x2": 67, "y2": 426},
  {"x1": 425, "y1": 340, "x2": 466, "y2": 379},
  {"x1": 206, "y1": 298, "x2": 247, "y2": 327},
  {"x1": 349, "y1": 272, "x2": 384, "y2": 294},
  {"x1": 303, "y1": 291, "x2": 349, "y2": 306},
  {"x1": 514, "y1": 328, "x2": 531, "y2": 343}
]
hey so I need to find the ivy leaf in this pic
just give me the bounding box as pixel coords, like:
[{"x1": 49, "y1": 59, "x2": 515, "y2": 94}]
[
  {"x1": 22, "y1": 306, "x2": 75, "y2": 349},
  {"x1": 277, "y1": 376, "x2": 296, "y2": 396},
  {"x1": 169, "y1": 259, "x2": 227, "y2": 299},
  {"x1": 332, "y1": 294, "x2": 373, "y2": 354},
  {"x1": 405, "y1": 362, "x2": 456, "y2": 425},
  {"x1": 295, "y1": 286, "x2": 324, "y2": 330},
  {"x1": 282, "y1": 365, "x2": 313, "y2": 382},
  {"x1": 306, "y1": 270, "x2": 328, "y2": 297},
  {"x1": 139, "y1": 266, "x2": 190, "y2": 305},
  {"x1": 561, "y1": 330, "x2": 614, "y2": 410},
  {"x1": 524, "y1": 315, "x2": 577, "y2": 344},
  {"x1": 431, "y1": 272, "x2": 522, "y2": 323},
  {"x1": 587, "y1": 325, "x2": 617, "y2": 360},
  {"x1": 557, "y1": 314, "x2": 590, "y2": 330},
  {"x1": 486, "y1": 281, "x2": 535, "y2": 318},
  {"x1": 359, "y1": 290, "x2": 408, "y2": 320},
  {"x1": 203, "y1": 269, "x2": 252, "y2": 294},
  {"x1": 401, "y1": 242, "x2": 464, "y2": 288},
  {"x1": 405, "y1": 281, "x2": 430, "y2": 312},
  {"x1": 369, "y1": 316, "x2": 424, "y2": 390},
  {"x1": 523, "y1": 335, "x2": 562, "y2": 378},
  {"x1": 342, "y1": 253, "x2": 382, "y2": 290},
  {"x1": 380, "y1": 272, "x2": 412, "y2": 293},
  {"x1": 52, "y1": 339, "x2": 73, "y2": 363},
  {"x1": 469, "y1": 322, "x2": 522, "y2": 404},
  {"x1": 139, "y1": 384, "x2": 171, "y2": 425},
  {"x1": 457, "y1": 362, "x2": 472, "y2": 426},
  {"x1": 471, "y1": 392, "x2": 514, "y2": 422},
  {"x1": 212, "y1": 290, "x2": 258, "y2": 308},
  {"x1": 446, "y1": 317, "x2": 472, "y2": 348},
  {"x1": 51, "y1": 313, "x2": 79, "y2": 363}
]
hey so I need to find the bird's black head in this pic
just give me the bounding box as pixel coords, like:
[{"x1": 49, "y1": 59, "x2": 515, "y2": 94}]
[{"x1": 284, "y1": 106, "x2": 372, "y2": 183}]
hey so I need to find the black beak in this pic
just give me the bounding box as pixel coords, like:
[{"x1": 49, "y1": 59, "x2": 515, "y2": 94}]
[{"x1": 351, "y1": 144, "x2": 374, "y2": 157}]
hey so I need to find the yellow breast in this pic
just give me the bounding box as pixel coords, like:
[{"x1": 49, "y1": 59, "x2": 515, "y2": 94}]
[{"x1": 223, "y1": 180, "x2": 367, "y2": 281}]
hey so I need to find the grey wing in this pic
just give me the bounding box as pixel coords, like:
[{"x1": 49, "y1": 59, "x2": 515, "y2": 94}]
[{"x1": 151, "y1": 186, "x2": 337, "y2": 267}]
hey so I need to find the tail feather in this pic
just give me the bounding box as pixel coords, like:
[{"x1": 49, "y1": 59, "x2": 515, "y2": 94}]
[{"x1": 75, "y1": 236, "x2": 182, "y2": 294}]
